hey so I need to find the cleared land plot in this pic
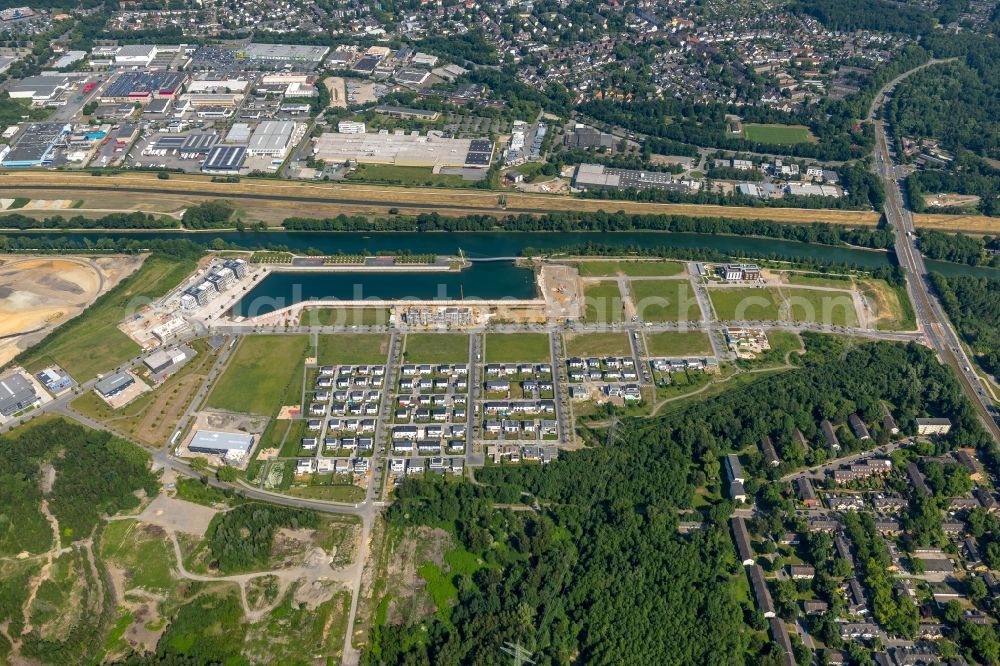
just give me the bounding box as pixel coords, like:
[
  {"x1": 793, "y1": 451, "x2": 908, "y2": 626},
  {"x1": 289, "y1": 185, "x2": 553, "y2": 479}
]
[
  {"x1": 317, "y1": 334, "x2": 390, "y2": 365},
  {"x1": 404, "y1": 334, "x2": 468, "y2": 364},
  {"x1": 69, "y1": 339, "x2": 220, "y2": 446},
  {"x1": 17, "y1": 254, "x2": 196, "y2": 380},
  {"x1": 739, "y1": 330, "x2": 804, "y2": 368},
  {"x1": 565, "y1": 332, "x2": 632, "y2": 357},
  {"x1": 576, "y1": 260, "x2": 684, "y2": 277},
  {"x1": 583, "y1": 280, "x2": 625, "y2": 323},
  {"x1": 644, "y1": 331, "x2": 713, "y2": 357},
  {"x1": 631, "y1": 280, "x2": 701, "y2": 322},
  {"x1": 485, "y1": 333, "x2": 551, "y2": 363},
  {"x1": 100, "y1": 519, "x2": 176, "y2": 595},
  {"x1": 709, "y1": 286, "x2": 858, "y2": 326},
  {"x1": 742, "y1": 123, "x2": 815, "y2": 144},
  {"x1": 301, "y1": 307, "x2": 391, "y2": 327},
  {"x1": 206, "y1": 335, "x2": 309, "y2": 415},
  {"x1": 858, "y1": 279, "x2": 916, "y2": 331}
]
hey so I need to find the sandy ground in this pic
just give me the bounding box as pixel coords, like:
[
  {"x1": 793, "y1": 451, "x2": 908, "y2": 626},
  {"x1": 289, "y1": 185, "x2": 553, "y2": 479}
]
[
  {"x1": 135, "y1": 494, "x2": 218, "y2": 537},
  {"x1": 325, "y1": 76, "x2": 347, "y2": 109},
  {"x1": 0, "y1": 255, "x2": 143, "y2": 366}
]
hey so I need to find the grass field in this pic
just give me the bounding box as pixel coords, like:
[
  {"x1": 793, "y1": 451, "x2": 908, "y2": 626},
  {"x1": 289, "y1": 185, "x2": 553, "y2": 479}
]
[
  {"x1": 631, "y1": 280, "x2": 701, "y2": 322},
  {"x1": 583, "y1": 280, "x2": 625, "y2": 323},
  {"x1": 317, "y1": 334, "x2": 390, "y2": 365},
  {"x1": 576, "y1": 260, "x2": 685, "y2": 277},
  {"x1": 858, "y1": 279, "x2": 916, "y2": 331},
  {"x1": 565, "y1": 332, "x2": 632, "y2": 357},
  {"x1": 644, "y1": 331, "x2": 713, "y2": 356},
  {"x1": 404, "y1": 334, "x2": 469, "y2": 363},
  {"x1": 0, "y1": 171, "x2": 889, "y2": 228},
  {"x1": 485, "y1": 333, "x2": 551, "y2": 363},
  {"x1": 346, "y1": 164, "x2": 472, "y2": 188},
  {"x1": 284, "y1": 484, "x2": 365, "y2": 503},
  {"x1": 302, "y1": 307, "x2": 391, "y2": 327},
  {"x1": 206, "y1": 335, "x2": 309, "y2": 415},
  {"x1": 741, "y1": 123, "x2": 816, "y2": 145},
  {"x1": 100, "y1": 519, "x2": 176, "y2": 594},
  {"x1": 912, "y1": 213, "x2": 1000, "y2": 233},
  {"x1": 708, "y1": 286, "x2": 858, "y2": 326},
  {"x1": 18, "y1": 254, "x2": 197, "y2": 380},
  {"x1": 785, "y1": 272, "x2": 854, "y2": 289}
]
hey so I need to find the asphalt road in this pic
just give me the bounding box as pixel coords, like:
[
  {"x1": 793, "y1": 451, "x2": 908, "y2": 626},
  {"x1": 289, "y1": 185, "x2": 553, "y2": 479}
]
[{"x1": 871, "y1": 66, "x2": 1000, "y2": 443}]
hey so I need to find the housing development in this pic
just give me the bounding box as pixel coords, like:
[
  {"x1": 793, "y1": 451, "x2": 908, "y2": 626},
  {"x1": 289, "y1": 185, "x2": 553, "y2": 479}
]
[{"x1": 0, "y1": 0, "x2": 999, "y2": 665}]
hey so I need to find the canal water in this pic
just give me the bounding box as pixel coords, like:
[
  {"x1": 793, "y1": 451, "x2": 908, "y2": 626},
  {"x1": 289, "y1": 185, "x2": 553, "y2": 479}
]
[{"x1": 3, "y1": 230, "x2": 997, "y2": 315}]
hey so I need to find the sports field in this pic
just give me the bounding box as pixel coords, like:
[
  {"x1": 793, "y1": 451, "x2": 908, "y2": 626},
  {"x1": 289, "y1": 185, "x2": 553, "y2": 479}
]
[
  {"x1": 709, "y1": 286, "x2": 858, "y2": 326},
  {"x1": 404, "y1": 334, "x2": 469, "y2": 363},
  {"x1": 206, "y1": 335, "x2": 309, "y2": 415},
  {"x1": 17, "y1": 254, "x2": 197, "y2": 380},
  {"x1": 742, "y1": 123, "x2": 816, "y2": 145},
  {"x1": 485, "y1": 333, "x2": 551, "y2": 363},
  {"x1": 565, "y1": 332, "x2": 632, "y2": 357},
  {"x1": 317, "y1": 334, "x2": 390, "y2": 365},
  {"x1": 644, "y1": 331, "x2": 713, "y2": 357},
  {"x1": 631, "y1": 280, "x2": 701, "y2": 322}
]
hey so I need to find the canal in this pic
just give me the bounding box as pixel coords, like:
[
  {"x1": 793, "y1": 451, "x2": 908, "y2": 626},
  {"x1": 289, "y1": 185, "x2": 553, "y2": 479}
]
[{"x1": 3, "y1": 229, "x2": 997, "y2": 315}]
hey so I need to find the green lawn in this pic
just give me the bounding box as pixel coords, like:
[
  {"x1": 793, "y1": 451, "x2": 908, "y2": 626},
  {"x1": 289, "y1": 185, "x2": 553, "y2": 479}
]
[
  {"x1": 741, "y1": 123, "x2": 815, "y2": 145},
  {"x1": 583, "y1": 280, "x2": 625, "y2": 323},
  {"x1": 404, "y1": 334, "x2": 469, "y2": 364},
  {"x1": 345, "y1": 164, "x2": 472, "y2": 187},
  {"x1": 644, "y1": 331, "x2": 713, "y2": 357},
  {"x1": 18, "y1": 254, "x2": 197, "y2": 381},
  {"x1": 632, "y1": 280, "x2": 701, "y2": 322},
  {"x1": 708, "y1": 287, "x2": 858, "y2": 326},
  {"x1": 576, "y1": 260, "x2": 685, "y2": 277},
  {"x1": 785, "y1": 272, "x2": 854, "y2": 289},
  {"x1": 565, "y1": 332, "x2": 632, "y2": 357},
  {"x1": 284, "y1": 484, "x2": 365, "y2": 503},
  {"x1": 301, "y1": 307, "x2": 392, "y2": 327},
  {"x1": 485, "y1": 333, "x2": 551, "y2": 363},
  {"x1": 206, "y1": 335, "x2": 309, "y2": 415},
  {"x1": 738, "y1": 330, "x2": 804, "y2": 368},
  {"x1": 317, "y1": 334, "x2": 390, "y2": 365}
]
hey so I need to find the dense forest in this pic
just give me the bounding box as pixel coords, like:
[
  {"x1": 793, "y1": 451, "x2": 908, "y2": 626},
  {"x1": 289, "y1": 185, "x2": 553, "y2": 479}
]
[
  {"x1": 793, "y1": 0, "x2": 933, "y2": 35},
  {"x1": 366, "y1": 337, "x2": 991, "y2": 665},
  {"x1": 929, "y1": 274, "x2": 1000, "y2": 380},
  {"x1": 180, "y1": 201, "x2": 236, "y2": 229},
  {"x1": 917, "y1": 230, "x2": 1000, "y2": 267},
  {"x1": 283, "y1": 210, "x2": 898, "y2": 249},
  {"x1": 0, "y1": 418, "x2": 157, "y2": 556},
  {"x1": 907, "y1": 155, "x2": 1000, "y2": 218},
  {"x1": 206, "y1": 503, "x2": 319, "y2": 573}
]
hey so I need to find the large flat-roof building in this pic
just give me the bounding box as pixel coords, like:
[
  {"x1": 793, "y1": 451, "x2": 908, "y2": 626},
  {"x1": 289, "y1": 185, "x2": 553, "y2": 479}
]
[
  {"x1": 201, "y1": 145, "x2": 247, "y2": 174},
  {"x1": 115, "y1": 44, "x2": 158, "y2": 66},
  {"x1": 242, "y1": 43, "x2": 329, "y2": 66},
  {"x1": 1, "y1": 122, "x2": 69, "y2": 167},
  {"x1": 101, "y1": 71, "x2": 186, "y2": 104},
  {"x1": 95, "y1": 371, "x2": 134, "y2": 399},
  {"x1": 188, "y1": 430, "x2": 255, "y2": 457},
  {"x1": 8, "y1": 74, "x2": 73, "y2": 104},
  {"x1": 573, "y1": 163, "x2": 697, "y2": 193},
  {"x1": 313, "y1": 131, "x2": 493, "y2": 169},
  {"x1": 0, "y1": 373, "x2": 39, "y2": 417},
  {"x1": 247, "y1": 120, "x2": 296, "y2": 158}
]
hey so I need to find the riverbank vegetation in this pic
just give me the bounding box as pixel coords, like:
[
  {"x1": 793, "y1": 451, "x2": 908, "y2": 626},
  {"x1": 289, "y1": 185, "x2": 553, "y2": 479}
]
[{"x1": 918, "y1": 230, "x2": 1000, "y2": 267}]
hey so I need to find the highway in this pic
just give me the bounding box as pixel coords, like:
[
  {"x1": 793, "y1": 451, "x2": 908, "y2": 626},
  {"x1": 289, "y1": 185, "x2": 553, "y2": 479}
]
[{"x1": 871, "y1": 67, "x2": 1000, "y2": 443}]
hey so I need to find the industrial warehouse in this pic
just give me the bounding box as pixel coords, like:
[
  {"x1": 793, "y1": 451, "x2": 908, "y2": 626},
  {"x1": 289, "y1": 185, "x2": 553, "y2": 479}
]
[{"x1": 312, "y1": 131, "x2": 494, "y2": 169}]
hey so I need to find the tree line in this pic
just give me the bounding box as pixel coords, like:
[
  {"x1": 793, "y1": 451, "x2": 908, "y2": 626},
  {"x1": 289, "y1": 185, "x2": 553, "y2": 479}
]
[{"x1": 929, "y1": 273, "x2": 1000, "y2": 380}]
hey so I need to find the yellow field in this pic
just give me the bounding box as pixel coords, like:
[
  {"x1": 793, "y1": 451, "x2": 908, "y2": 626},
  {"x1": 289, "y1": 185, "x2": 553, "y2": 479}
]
[
  {"x1": 912, "y1": 213, "x2": 1000, "y2": 234},
  {"x1": 0, "y1": 171, "x2": 882, "y2": 227}
]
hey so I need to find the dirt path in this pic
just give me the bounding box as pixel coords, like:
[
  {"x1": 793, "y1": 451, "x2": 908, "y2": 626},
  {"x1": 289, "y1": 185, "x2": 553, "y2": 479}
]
[
  {"x1": 167, "y1": 530, "x2": 356, "y2": 622},
  {"x1": 20, "y1": 500, "x2": 61, "y2": 635}
]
